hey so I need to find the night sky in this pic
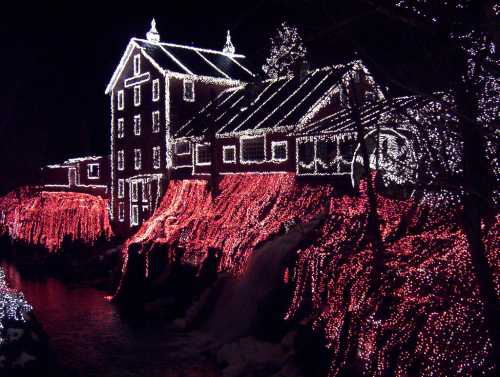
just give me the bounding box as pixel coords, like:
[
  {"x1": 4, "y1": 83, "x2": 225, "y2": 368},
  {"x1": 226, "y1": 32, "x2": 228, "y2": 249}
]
[{"x1": 0, "y1": 1, "x2": 444, "y2": 195}]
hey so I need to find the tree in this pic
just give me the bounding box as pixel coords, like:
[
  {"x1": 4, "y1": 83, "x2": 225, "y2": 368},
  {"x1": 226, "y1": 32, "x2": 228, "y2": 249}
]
[{"x1": 262, "y1": 22, "x2": 308, "y2": 78}]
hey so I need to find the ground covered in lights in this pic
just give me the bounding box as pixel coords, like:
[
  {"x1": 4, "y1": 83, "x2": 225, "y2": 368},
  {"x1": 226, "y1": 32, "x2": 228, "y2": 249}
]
[
  {"x1": 0, "y1": 187, "x2": 112, "y2": 251},
  {"x1": 123, "y1": 173, "x2": 499, "y2": 377}
]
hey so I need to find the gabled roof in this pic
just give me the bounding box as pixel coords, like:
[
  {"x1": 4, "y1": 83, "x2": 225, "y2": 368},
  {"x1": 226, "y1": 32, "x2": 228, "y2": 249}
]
[
  {"x1": 175, "y1": 61, "x2": 378, "y2": 138},
  {"x1": 105, "y1": 38, "x2": 254, "y2": 94},
  {"x1": 293, "y1": 95, "x2": 430, "y2": 136}
]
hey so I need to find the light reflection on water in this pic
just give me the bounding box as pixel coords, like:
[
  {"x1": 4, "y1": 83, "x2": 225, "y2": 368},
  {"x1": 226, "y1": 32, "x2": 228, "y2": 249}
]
[{"x1": 0, "y1": 260, "x2": 217, "y2": 377}]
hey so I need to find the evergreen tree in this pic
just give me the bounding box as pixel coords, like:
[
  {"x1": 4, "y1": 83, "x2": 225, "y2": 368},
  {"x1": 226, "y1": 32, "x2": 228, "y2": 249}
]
[{"x1": 262, "y1": 22, "x2": 308, "y2": 78}]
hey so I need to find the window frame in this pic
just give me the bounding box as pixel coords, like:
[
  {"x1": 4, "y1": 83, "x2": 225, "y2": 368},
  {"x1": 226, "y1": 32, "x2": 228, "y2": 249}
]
[
  {"x1": 174, "y1": 141, "x2": 191, "y2": 155},
  {"x1": 134, "y1": 148, "x2": 142, "y2": 170},
  {"x1": 153, "y1": 146, "x2": 161, "y2": 169},
  {"x1": 240, "y1": 135, "x2": 266, "y2": 164},
  {"x1": 131, "y1": 204, "x2": 139, "y2": 226},
  {"x1": 117, "y1": 178, "x2": 125, "y2": 198},
  {"x1": 133, "y1": 54, "x2": 141, "y2": 76},
  {"x1": 117, "y1": 118, "x2": 125, "y2": 138},
  {"x1": 152, "y1": 79, "x2": 160, "y2": 102},
  {"x1": 131, "y1": 181, "x2": 139, "y2": 202},
  {"x1": 195, "y1": 143, "x2": 211, "y2": 166},
  {"x1": 117, "y1": 150, "x2": 125, "y2": 171},
  {"x1": 271, "y1": 140, "x2": 288, "y2": 162},
  {"x1": 117, "y1": 90, "x2": 124, "y2": 110},
  {"x1": 118, "y1": 202, "x2": 125, "y2": 222},
  {"x1": 87, "y1": 163, "x2": 100, "y2": 179},
  {"x1": 152, "y1": 111, "x2": 160, "y2": 133},
  {"x1": 134, "y1": 114, "x2": 141, "y2": 136},
  {"x1": 183, "y1": 79, "x2": 195, "y2": 102},
  {"x1": 222, "y1": 145, "x2": 237, "y2": 164},
  {"x1": 134, "y1": 85, "x2": 141, "y2": 106}
]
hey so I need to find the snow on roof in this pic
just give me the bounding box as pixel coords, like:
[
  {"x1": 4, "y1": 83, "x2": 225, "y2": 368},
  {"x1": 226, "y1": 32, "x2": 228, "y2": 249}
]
[{"x1": 105, "y1": 38, "x2": 254, "y2": 94}]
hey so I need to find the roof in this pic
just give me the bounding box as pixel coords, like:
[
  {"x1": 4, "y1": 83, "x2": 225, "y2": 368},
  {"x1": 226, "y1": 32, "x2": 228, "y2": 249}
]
[
  {"x1": 293, "y1": 96, "x2": 430, "y2": 136},
  {"x1": 106, "y1": 38, "x2": 255, "y2": 94},
  {"x1": 175, "y1": 65, "x2": 355, "y2": 138}
]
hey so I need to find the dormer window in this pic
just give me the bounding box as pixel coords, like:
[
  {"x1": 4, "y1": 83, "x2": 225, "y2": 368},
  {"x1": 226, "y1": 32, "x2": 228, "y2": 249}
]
[
  {"x1": 152, "y1": 79, "x2": 160, "y2": 101},
  {"x1": 117, "y1": 90, "x2": 124, "y2": 110},
  {"x1": 183, "y1": 79, "x2": 195, "y2": 102},
  {"x1": 134, "y1": 85, "x2": 141, "y2": 106},
  {"x1": 133, "y1": 54, "x2": 141, "y2": 75}
]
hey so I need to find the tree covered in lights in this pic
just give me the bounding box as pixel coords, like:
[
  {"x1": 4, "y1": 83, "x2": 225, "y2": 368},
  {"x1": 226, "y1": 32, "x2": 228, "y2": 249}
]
[
  {"x1": 262, "y1": 22, "x2": 308, "y2": 78},
  {"x1": 349, "y1": 1, "x2": 500, "y2": 373}
]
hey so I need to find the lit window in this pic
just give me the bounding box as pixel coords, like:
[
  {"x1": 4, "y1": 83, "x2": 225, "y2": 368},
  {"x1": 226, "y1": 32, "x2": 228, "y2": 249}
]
[
  {"x1": 134, "y1": 148, "x2": 142, "y2": 170},
  {"x1": 134, "y1": 85, "x2": 141, "y2": 106},
  {"x1": 117, "y1": 118, "x2": 124, "y2": 138},
  {"x1": 152, "y1": 79, "x2": 160, "y2": 102},
  {"x1": 241, "y1": 136, "x2": 265, "y2": 163},
  {"x1": 117, "y1": 90, "x2": 124, "y2": 110},
  {"x1": 87, "y1": 163, "x2": 99, "y2": 179},
  {"x1": 133, "y1": 54, "x2": 141, "y2": 76},
  {"x1": 174, "y1": 141, "x2": 191, "y2": 155},
  {"x1": 117, "y1": 179, "x2": 124, "y2": 198},
  {"x1": 271, "y1": 141, "x2": 288, "y2": 162},
  {"x1": 152, "y1": 111, "x2": 160, "y2": 133},
  {"x1": 118, "y1": 202, "x2": 125, "y2": 222},
  {"x1": 142, "y1": 181, "x2": 149, "y2": 203},
  {"x1": 117, "y1": 150, "x2": 124, "y2": 171},
  {"x1": 183, "y1": 79, "x2": 195, "y2": 102},
  {"x1": 223, "y1": 145, "x2": 236, "y2": 164},
  {"x1": 153, "y1": 146, "x2": 161, "y2": 169},
  {"x1": 131, "y1": 181, "x2": 139, "y2": 202},
  {"x1": 195, "y1": 143, "x2": 211, "y2": 165},
  {"x1": 134, "y1": 115, "x2": 141, "y2": 136},
  {"x1": 131, "y1": 205, "x2": 139, "y2": 226}
]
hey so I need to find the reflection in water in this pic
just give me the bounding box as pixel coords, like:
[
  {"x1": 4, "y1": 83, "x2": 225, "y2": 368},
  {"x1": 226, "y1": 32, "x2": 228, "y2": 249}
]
[{"x1": 0, "y1": 260, "x2": 215, "y2": 377}]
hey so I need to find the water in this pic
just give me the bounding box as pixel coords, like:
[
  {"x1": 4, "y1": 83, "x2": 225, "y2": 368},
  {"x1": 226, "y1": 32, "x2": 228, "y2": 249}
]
[{"x1": 0, "y1": 260, "x2": 218, "y2": 377}]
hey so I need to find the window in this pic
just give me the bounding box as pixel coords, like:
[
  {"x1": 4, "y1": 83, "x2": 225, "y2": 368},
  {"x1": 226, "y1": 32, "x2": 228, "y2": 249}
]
[
  {"x1": 240, "y1": 136, "x2": 265, "y2": 163},
  {"x1": 117, "y1": 118, "x2": 124, "y2": 138},
  {"x1": 118, "y1": 202, "x2": 125, "y2": 222},
  {"x1": 271, "y1": 141, "x2": 288, "y2": 162},
  {"x1": 134, "y1": 115, "x2": 141, "y2": 136},
  {"x1": 131, "y1": 205, "x2": 139, "y2": 226},
  {"x1": 87, "y1": 163, "x2": 99, "y2": 179},
  {"x1": 152, "y1": 111, "x2": 160, "y2": 133},
  {"x1": 183, "y1": 79, "x2": 195, "y2": 102},
  {"x1": 152, "y1": 79, "x2": 160, "y2": 101},
  {"x1": 223, "y1": 145, "x2": 236, "y2": 164},
  {"x1": 142, "y1": 181, "x2": 149, "y2": 203},
  {"x1": 174, "y1": 141, "x2": 191, "y2": 155},
  {"x1": 131, "y1": 181, "x2": 139, "y2": 202},
  {"x1": 134, "y1": 149, "x2": 142, "y2": 170},
  {"x1": 118, "y1": 179, "x2": 124, "y2": 198},
  {"x1": 117, "y1": 150, "x2": 124, "y2": 171},
  {"x1": 133, "y1": 54, "x2": 141, "y2": 75},
  {"x1": 117, "y1": 90, "x2": 124, "y2": 110},
  {"x1": 153, "y1": 146, "x2": 161, "y2": 169},
  {"x1": 134, "y1": 85, "x2": 141, "y2": 106},
  {"x1": 195, "y1": 144, "x2": 211, "y2": 165}
]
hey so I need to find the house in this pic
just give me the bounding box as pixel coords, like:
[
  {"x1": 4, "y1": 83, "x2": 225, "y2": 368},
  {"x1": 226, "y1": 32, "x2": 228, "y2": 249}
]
[
  {"x1": 41, "y1": 155, "x2": 110, "y2": 197},
  {"x1": 40, "y1": 19, "x2": 426, "y2": 237},
  {"x1": 104, "y1": 20, "x2": 254, "y2": 234}
]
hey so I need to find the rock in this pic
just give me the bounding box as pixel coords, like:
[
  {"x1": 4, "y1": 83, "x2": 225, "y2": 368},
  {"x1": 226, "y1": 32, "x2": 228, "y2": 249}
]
[
  {"x1": 12, "y1": 351, "x2": 37, "y2": 368},
  {"x1": 7, "y1": 327, "x2": 24, "y2": 342}
]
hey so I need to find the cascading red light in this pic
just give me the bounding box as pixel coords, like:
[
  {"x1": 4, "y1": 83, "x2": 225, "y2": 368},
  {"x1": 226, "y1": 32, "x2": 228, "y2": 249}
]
[
  {"x1": 0, "y1": 187, "x2": 113, "y2": 251},
  {"x1": 123, "y1": 173, "x2": 498, "y2": 376}
]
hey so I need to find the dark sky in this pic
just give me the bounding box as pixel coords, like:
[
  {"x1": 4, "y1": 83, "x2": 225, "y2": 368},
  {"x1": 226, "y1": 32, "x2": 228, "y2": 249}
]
[{"x1": 0, "y1": 1, "x2": 444, "y2": 194}]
